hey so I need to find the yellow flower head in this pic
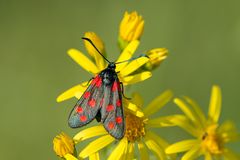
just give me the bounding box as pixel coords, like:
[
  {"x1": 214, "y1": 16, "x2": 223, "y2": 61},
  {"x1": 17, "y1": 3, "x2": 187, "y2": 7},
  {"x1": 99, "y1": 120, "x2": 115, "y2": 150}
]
[
  {"x1": 166, "y1": 85, "x2": 240, "y2": 160},
  {"x1": 144, "y1": 48, "x2": 168, "y2": 70},
  {"x1": 201, "y1": 124, "x2": 223, "y2": 154},
  {"x1": 53, "y1": 132, "x2": 75, "y2": 158},
  {"x1": 72, "y1": 91, "x2": 177, "y2": 160},
  {"x1": 119, "y1": 11, "x2": 144, "y2": 49}
]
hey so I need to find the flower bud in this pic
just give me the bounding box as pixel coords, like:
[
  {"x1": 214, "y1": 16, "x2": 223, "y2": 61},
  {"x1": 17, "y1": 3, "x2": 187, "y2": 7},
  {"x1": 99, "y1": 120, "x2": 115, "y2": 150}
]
[
  {"x1": 53, "y1": 132, "x2": 75, "y2": 158},
  {"x1": 119, "y1": 11, "x2": 144, "y2": 49},
  {"x1": 144, "y1": 48, "x2": 168, "y2": 70}
]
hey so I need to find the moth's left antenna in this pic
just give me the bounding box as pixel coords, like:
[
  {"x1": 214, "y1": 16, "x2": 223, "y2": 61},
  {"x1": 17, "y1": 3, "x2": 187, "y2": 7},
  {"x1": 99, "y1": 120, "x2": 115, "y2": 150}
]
[{"x1": 82, "y1": 37, "x2": 110, "y2": 64}]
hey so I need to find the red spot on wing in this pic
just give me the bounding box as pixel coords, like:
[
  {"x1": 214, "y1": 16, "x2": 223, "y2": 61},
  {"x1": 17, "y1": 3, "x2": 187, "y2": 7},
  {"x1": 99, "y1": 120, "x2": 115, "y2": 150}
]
[
  {"x1": 76, "y1": 106, "x2": 83, "y2": 113},
  {"x1": 95, "y1": 78, "x2": 102, "y2": 88},
  {"x1": 84, "y1": 92, "x2": 91, "y2": 99},
  {"x1": 116, "y1": 99, "x2": 121, "y2": 107},
  {"x1": 88, "y1": 99, "x2": 96, "y2": 107},
  {"x1": 108, "y1": 122, "x2": 115, "y2": 130},
  {"x1": 116, "y1": 116, "x2": 122, "y2": 124},
  {"x1": 80, "y1": 115, "x2": 87, "y2": 122},
  {"x1": 92, "y1": 76, "x2": 100, "y2": 85},
  {"x1": 112, "y1": 81, "x2": 120, "y2": 92},
  {"x1": 106, "y1": 104, "x2": 114, "y2": 112}
]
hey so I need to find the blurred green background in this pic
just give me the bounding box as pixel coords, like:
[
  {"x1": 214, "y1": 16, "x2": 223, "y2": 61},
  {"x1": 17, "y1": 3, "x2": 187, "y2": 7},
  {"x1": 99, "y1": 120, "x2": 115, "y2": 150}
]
[{"x1": 1, "y1": 0, "x2": 240, "y2": 159}]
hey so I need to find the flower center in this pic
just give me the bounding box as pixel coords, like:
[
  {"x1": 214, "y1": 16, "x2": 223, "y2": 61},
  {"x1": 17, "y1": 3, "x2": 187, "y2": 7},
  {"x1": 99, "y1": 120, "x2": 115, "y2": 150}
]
[
  {"x1": 201, "y1": 124, "x2": 223, "y2": 154},
  {"x1": 125, "y1": 113, "x2": 145, "y2": 142}
]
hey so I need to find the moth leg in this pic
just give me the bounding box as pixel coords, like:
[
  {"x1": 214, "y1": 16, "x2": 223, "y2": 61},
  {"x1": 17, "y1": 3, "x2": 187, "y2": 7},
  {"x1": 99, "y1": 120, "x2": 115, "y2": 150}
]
[
  {"x1": 120, "y1": 82, "x2": 131, "y2": 100},
  {"x1": 81, "y1": 77, "x2": 94, "y2": 87}
]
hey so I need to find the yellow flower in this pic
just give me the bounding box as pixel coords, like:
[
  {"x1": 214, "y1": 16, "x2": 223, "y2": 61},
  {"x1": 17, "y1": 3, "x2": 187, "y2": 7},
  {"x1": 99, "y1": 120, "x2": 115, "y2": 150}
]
[
  {"x1": 53, "y1": 132, "x2": 75, "y2": 158},
  {"x1": 57, "y1": 36, "x2": 152, "y2": 102},
  {"x1": 144, "y1": 48, "x2": 168, "y2": 71},
  {"x1": 119, "y1": 11, "x2": 144, "y2": 49},
  {"x1": 165, "y1": 85, "x2": 240, "y2": 160},
  {"x1": 72, "y1": 90, "x2": 178, "y2": 159}
]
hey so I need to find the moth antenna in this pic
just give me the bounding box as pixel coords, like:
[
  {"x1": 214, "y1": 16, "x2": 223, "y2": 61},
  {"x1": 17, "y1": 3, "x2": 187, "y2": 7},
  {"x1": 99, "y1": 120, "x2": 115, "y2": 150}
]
[
  {"x1": 115, "y1": 54, "x2": 149, "y2": 64},
  {"x1": 82, "y1": 37, "x2": 111, "y2": 64}
]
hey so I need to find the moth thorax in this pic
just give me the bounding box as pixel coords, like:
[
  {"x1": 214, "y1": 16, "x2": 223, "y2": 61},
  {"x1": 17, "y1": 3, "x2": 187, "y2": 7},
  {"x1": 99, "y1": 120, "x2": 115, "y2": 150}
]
[
  {"x1": 108, "y1": 62, "x2": 116, "y2": 70},
  {"x1": 125, "y1": 112, "x2": 145, "y2": 142},
  {"x1": 102, "y1": 71, "x2": 115, "y2": 85}
]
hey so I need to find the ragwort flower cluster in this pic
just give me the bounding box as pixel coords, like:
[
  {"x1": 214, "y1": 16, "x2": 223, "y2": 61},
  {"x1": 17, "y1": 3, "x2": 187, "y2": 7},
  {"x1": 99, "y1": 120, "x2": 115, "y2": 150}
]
[
  {"x1": 166, "y1": 86, "x2": 240, "y2": 160},
  {"x1": 53, "y1": 11, "x2": 239, "y2": 160}
]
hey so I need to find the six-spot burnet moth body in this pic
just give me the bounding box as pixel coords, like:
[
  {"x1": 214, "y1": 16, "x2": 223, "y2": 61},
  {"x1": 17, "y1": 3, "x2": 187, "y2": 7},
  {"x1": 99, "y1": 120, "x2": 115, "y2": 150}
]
[{"x1": 68, "y1": 37, "x2": 145, "y2": 139}]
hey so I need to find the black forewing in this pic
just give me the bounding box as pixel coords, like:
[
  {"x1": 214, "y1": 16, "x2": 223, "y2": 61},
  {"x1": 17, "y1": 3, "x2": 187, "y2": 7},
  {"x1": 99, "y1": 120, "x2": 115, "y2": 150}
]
[
  {"x1": 68, "y1": 75, "x2": 104, "y2": 128},
  {"x1": 101, "y1": 78, "x2": 125, "y2": 139}
]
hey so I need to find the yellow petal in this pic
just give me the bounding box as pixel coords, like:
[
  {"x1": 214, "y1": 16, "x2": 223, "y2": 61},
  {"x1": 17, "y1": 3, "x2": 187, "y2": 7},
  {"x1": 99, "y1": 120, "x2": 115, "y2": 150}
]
[
  {"x1": 126, "y1": 108, "x2": 144, "y2": 118},
  {"x1": 123, "y1": 99, "x2": 144, "y2": 118},
  {"x1": 119, "y1": 12, "x2": 130, "y2": 39},
  {"x1": 168, "y1": 114, "x2": 200, "y2": 137},
  {"x1": 146, "y1": 131, "x2": 169, "y2": 149},
  {"x1": 119, "y1": 12, "x2": 129, "y2": 32},
  {"x1": 57, "y1": 81, "x2": 88, "y2": 102},
  {"x1": 108, "y1": 138, "x2": 128, "y2": 160},
  {"x1": 124, "y1": 16, "x2": 139, "y2": 40},
  {"x1": 64, "y1": 154, "x2": 78, "y2": 160},
  {"x1": 116, "y1": 40, "x2": 139, "y2": 71},
  {"x1": 68, "y1": 48, "x2": 99, "y2": 74},
  {"x1": 121, "y1": 139, "x2": 129, "y2": 160},
  {"x1": 143, "y1": 90, "x2": 173, "y2": 117},
  {"x1": 144, "y1": 134, "x2": 167, "y2": 160},
  {"x1": 126, "y1": 142, "x2": 134, "y2": 160},
  {"x1": 208, "y1": 85, "x2": 222, "y2": 123},
  {"x1": 174, "y1": 98, "x2": 201, "y2": 128},
  {"x1": 147, "y1": 131, "x2": 176, "y2": 160},
  {"x1": 147, "y1": 115, "x2": 177, "y2": 128},
  {"x1": 223, "y1": 148, "x2": 240, "y2": 160},
  {"x1": 182, "y1": 145, "x2": 201, "y2": 160},
  {"x1": 137, "y1": 141, "x2": 149, "y2": 160},
  {"x1": 121, "y1": 71, "x2": 152, "y2": 85},
  {"x1": 131, "y1": 92, "x2": 144, "y2": 108},
  {"x1": 79, "y1": 135, "x2": 114, "y2": 158},
  {"x1": 75, "y1": 92, "x2": 83, "y2": 99},
  {"x1": 133, "y1": 20, "x2": 144, "y2": 40},
  {"x1": 73, "y1": 125, "x2": 107, "y2": 143},
  {"x1": 89, "y1": 152, "x2": 100, "y2": 160},
  {"x1": 218, "y1": 121, "x2": 236, "y2": 133},
  {"x1": 165, "y1": 139, "x2": 198, "y2": 154},
  {"x1": 218, "y1": 121, "x2": 239, "y2": 143},
  {"x1": 183, "y1": 96, "x2": 207, "y2": 128},
  {"x1": 119, "y1": 57, "x2": 149, "y2": 76},
  {"x1": 204, "y1": 152, "x2": 212, "y2": 160},
  {"x1": 84, "y1": 32, "x2": 106, "y2": 71}
]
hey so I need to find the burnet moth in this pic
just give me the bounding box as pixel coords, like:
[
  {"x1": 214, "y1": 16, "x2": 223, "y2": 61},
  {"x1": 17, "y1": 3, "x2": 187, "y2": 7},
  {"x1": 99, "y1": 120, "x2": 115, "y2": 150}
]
[{"x1": 68, "y1": 37, "x2": 146, "y2": 139}]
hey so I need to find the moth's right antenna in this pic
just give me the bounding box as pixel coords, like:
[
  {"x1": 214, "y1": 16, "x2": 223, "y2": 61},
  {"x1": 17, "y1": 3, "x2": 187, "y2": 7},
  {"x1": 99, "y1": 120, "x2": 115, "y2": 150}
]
[{"x1": 82, "y1": 37, "x2": 111, "y2": 64}]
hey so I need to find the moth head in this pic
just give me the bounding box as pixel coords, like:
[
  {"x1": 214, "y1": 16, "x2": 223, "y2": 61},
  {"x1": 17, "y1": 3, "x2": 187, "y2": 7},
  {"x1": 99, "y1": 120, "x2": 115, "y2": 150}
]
[{"x1": 108, "y1": 62, "x2": 116, "y2": 70}]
